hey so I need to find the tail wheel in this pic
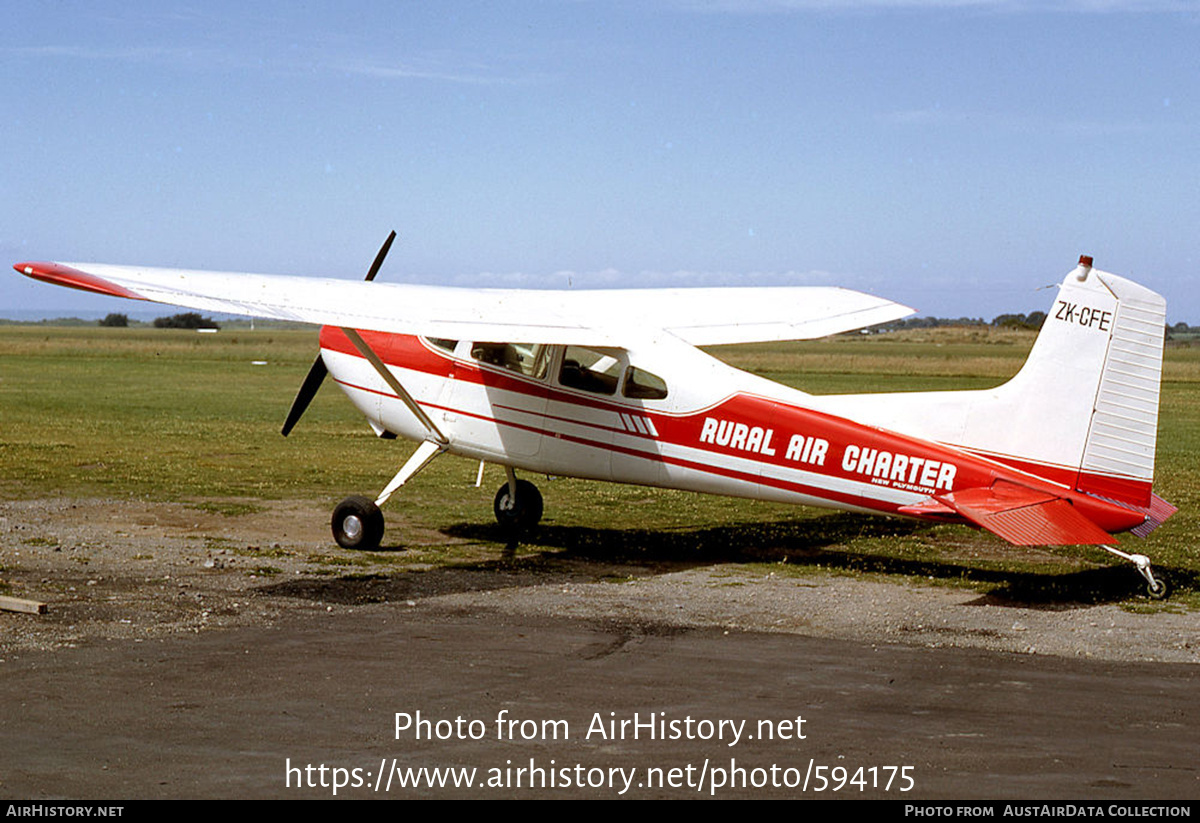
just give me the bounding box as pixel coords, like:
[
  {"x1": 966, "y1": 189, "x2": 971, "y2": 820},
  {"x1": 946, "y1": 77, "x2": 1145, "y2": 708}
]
[
  {"x1": 1146, "y1": 574, "x2": 1171, "y2": 600},
  {"x1": 332, "y1": 495, "x2": 385, "y2": 550},
  {"x1": 494, "y1": 479, "x2": 543, "y2": 530}
]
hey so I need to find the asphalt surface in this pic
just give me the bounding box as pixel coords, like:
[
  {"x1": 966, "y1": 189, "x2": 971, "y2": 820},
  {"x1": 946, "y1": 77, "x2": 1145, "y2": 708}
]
[{"x1": 2, "y1": 601, "x2": 1197, "y2": 800}]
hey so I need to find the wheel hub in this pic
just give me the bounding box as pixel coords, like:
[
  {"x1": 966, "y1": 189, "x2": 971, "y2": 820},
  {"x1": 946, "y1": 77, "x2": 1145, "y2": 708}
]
[{"x1": 343, "y1": 514, "x2": 363, "y2": 541}]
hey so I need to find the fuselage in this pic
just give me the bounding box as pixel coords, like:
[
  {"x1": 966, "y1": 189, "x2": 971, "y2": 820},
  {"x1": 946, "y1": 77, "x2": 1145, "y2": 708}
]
[{"x1": 317, "y1": 327, "x2": 1145, "y2": 537}]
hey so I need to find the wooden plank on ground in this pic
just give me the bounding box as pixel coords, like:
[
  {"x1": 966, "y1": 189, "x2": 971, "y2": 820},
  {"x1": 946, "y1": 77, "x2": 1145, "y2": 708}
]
[{"x1": 0, "y1": 595, "x2": 48, "y2": 614}]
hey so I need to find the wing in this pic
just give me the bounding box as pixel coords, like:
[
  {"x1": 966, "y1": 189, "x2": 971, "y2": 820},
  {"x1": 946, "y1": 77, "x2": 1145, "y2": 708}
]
[{"x1": 14, "y1": 261, "x2": 913, "y2": 346}]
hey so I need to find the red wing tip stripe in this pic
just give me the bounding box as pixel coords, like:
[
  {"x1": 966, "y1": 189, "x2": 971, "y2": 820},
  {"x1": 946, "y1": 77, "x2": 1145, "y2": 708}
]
[{"x1": 14, "y1": 262, "x2": 144, "y2": 300}]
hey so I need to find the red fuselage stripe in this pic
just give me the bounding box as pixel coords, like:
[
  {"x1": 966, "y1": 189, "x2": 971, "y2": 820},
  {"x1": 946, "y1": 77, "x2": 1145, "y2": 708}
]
[
  {"x1": 332, "y1": 374, "x2": 894, "y2": 513},
  {"x1": 321, "y1": 328, "x2": 1148, "y2": 534}
]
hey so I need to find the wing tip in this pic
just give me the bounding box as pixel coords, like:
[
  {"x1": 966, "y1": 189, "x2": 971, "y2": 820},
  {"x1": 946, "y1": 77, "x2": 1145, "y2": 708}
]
[{"x1": 13, "y1": 261, "x2": 144, "y2": 300}]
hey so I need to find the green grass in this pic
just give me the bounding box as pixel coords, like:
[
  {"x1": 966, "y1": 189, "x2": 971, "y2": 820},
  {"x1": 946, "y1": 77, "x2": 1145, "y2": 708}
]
[{"x1": 2, "y1": 324, "x2": 1197, "y2": 605}]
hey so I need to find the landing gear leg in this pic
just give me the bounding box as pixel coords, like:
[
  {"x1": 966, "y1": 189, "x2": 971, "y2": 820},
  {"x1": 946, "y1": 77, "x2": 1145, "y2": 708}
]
[
  {"x1": 494, "y1": 466, "x2": 544, "y2": 532},
  {"x1": 331, "y1": 439, "x2": 446, "y2": 550},
  {"x1": 1100, "y1": 545, "x2": 1170, "y2": 599}
]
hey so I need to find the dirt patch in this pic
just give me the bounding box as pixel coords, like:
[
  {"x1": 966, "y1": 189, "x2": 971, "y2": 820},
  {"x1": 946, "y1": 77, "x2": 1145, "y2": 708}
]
[{"x1": 1, "y1": 497, "x2": 1196, "y2": 664}]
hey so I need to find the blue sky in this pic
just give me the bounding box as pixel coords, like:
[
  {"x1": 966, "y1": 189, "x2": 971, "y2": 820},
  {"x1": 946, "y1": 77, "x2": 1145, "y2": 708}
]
[{"x1": 4, "y1": 1, "x2": 1198, "y2": 321}]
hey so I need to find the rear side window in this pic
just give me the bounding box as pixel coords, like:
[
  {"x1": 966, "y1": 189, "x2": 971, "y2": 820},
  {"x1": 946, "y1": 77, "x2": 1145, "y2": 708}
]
[{"x1": 623, "y1": 366, "x2": 668, "y2": 400}]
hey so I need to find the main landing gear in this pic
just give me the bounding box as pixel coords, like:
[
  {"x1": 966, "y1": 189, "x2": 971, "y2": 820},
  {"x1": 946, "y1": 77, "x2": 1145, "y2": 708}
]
[
  {"x1": 1100, "y1": 544, "x2": 1171, "y2": 600},
  {"x1": 330, "y1": 457, "x2": 543, "y2": 551},
  {"x1": 332, "y1": 495, "x2": 385, "y2": 551},
  {"x1": 330, "y1": 439, "x2": 444, "y2": 551}
]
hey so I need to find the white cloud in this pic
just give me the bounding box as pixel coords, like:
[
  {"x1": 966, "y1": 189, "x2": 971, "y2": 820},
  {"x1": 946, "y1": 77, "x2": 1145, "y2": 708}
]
[
  {"x1": 7, "y1": 44, "x2": 528, "y2": 85},
  {"x1": 11, "y1": 44, "x2": 206, "y2": 63},
  {"x1": 327, "y1": 57, "x2": 529, "y2": 86},
  {"x1": 880, "y1": 106, "x2": 1165, "y2": 136},
  {"x1": 673, "y1": 0, "x2": 1195, "y2": 12}
]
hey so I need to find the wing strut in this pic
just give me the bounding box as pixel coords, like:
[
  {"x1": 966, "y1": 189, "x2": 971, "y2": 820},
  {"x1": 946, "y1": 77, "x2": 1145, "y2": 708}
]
[
  {"x1": 340, "y1": 327, "x2": 448, "y2": 445},
  {"x1": 339, "y1": 323, "x2": 450, "y2": 509}
]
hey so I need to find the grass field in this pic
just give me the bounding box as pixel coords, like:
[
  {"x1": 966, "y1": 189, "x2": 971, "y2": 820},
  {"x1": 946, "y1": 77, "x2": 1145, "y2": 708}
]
[{"x1": 2, "y1": 324, "x2": 1197, "y2": 605}]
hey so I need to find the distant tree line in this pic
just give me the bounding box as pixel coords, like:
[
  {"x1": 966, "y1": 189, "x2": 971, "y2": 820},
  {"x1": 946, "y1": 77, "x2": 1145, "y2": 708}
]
[
  {"x1": 878, "y1": 314, "x2": 1200, "y2": 340},
  {"x1": 152, "y1": 312, "x2": 220, "y2": 330},
  {"x1": 991, "y1": 311, "x2": 1047, "y2": 330},
  {"x1": 879, "y1": 311, "x2": 1047, "y2": 331},
  {"x1": 95, "y1": 311, "x2": 221, "y2": 329}
]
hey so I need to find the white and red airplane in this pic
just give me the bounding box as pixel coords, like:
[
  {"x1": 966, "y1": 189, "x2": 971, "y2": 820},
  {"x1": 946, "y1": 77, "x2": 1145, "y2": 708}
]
[{"x1": 14, "y1": 240, "x2": 1176, "y2": 597}]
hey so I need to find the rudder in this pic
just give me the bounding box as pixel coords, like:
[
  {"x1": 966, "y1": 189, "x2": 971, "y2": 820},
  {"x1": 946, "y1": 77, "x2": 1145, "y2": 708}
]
[{"x1": 1072, "y1": 260, "x2": 1165, "y2": 506}]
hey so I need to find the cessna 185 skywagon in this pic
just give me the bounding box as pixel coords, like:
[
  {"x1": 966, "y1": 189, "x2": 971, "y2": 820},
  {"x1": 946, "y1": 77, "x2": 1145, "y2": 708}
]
[{"x1": 14, "y1": 239, "x2": 1176, "y2": 597}]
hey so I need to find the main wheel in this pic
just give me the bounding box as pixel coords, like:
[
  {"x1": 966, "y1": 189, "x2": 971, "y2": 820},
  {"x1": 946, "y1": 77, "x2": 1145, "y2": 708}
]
[
  {"x1": 493, "y1": 479, "x2": 543, "y2": 530},
  {"x1": 332, "y1": 495, "x2": 385, "y2": 550}
]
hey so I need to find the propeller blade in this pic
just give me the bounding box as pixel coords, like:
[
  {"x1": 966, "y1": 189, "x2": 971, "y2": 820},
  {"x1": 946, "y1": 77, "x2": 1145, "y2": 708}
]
[
  {"x1": 364, "y1": 230, "x2": 396, "y2": 282},
  {"x1": 281, "y1": 231, "x2": 395, "y2": 436},
  {"x1": 281, "y1": 354, "x2": 328, "y2": 436}
]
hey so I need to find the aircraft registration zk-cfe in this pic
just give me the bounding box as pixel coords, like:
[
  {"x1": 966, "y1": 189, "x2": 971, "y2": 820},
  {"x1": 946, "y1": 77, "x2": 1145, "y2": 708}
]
[{"x1": 14, "y1": 238, "x2": 1177, "y2": 598}]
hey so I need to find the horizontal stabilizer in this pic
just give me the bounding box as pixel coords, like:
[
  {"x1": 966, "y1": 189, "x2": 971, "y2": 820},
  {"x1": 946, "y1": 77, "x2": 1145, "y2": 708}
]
[
  {"x1": 896, "y1": 498, "x2": 959, "y2": 519},
  {"x1": 934, "y1": 481, "x2": 1115, "y2": 546}
]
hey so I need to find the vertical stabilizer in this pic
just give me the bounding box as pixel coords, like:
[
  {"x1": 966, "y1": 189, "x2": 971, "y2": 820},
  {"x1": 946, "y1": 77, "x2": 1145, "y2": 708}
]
[
  {"x1": 815, "y1": 257, "x2": 1166, "y2": 509},
  {"x1": 972, "y1": 257, "x2": 1165, "y2": 507},
  {"x1": 973, "y1": 257, "x2": 1165, "y2": 507}
]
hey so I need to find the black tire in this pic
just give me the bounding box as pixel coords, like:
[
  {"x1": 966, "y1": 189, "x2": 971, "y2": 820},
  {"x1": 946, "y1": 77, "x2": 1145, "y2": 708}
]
[
  {"x1": 493, "y1": 479, "x2": 543, "y2": 530},
  {"x1": 332, "y1": 495, "x2": 385, "y2": 550},
  {"x1": 1146, "y1": 574, "x2": 1171, "y2": 600}
]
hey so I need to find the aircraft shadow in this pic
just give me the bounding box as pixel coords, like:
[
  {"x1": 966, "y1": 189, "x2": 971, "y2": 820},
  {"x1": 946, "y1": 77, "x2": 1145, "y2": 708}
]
[
  {"x1": 454, "y1": 516, "x2": 1188, "y2": 608},
  {"x1": 259, "y1": 512, "x2": 1188, "y2": 608}
]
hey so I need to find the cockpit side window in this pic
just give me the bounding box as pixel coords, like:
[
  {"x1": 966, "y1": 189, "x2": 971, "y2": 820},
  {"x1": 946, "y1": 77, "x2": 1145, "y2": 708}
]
[
  {"x1": 559, "y1": 346, "x2": 621, "y2": 395},
  {"x1": 623, "y1": 366, "x2": 668, "y2": 400},
  {"x1": 471, "y1": 342, "x2": 551, "y2": 379},
  {"x1": 427, "y1": 338, "x2": 458, "y2": 353}
]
